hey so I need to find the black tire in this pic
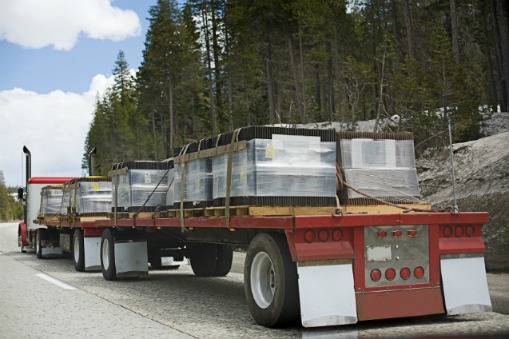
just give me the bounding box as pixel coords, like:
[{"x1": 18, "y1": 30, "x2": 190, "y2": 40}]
[
  {"x1": 244, "y1": 233, "x2": 300, "y2": 327},
  {"x1": 148, "y1": 246, "x2": 162, "y2": 270},
  {"x1": 73, "y1": 229, "x2": 85, "y2": 272},
  {"x1": 100, "y1": 229, "x2": 116, "y2": 281},
  {"x1": 214, "y1": 244, "x2": 233, "y2": 276},
  {"x1": 35, "y1": 228, "x2": 47, "y2": 259},
  {"x1": 189, "y1": 243, "x2": 217, "y2": 277}
]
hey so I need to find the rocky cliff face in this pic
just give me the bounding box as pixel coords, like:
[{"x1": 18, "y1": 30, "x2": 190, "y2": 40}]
[{"x1": 417, "y1": 128, "x2": 509, "y2": 271}]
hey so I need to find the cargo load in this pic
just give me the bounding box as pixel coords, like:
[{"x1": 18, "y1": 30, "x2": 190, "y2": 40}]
[
  {"x1": 337, "y1": 131, "x2": 420, "y2": 204},
  {"x1": 110, "y1": 161, "x2": 171, "y2": 213},
  {"x1": 38, "y1": 185, "x2": 63, "y2": 218},
  {"x1": 68, "y1": 177, "x2": 112, "y2": 215}
]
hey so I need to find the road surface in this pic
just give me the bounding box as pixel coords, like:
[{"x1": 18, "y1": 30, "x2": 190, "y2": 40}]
[{"x1": 1, "y1": 222, "x2": 508, "y2": 338}]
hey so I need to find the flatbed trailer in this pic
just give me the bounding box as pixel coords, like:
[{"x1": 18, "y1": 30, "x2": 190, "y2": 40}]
[{"x1": 35, "y1": 208, "x2": 492, "y2": 328}]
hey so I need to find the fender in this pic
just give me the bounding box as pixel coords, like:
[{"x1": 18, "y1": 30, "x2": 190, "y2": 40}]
[{"x1": 19, "y1": 222, "x2": 29, "y2": 246}]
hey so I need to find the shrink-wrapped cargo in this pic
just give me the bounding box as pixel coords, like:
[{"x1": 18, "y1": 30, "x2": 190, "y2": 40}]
[
  {"x1": 38, "y1": 185, "x2": 63, "y2": 217},
  {"x1": 337, "y1": 132, "x2": 420, "y2": 202},
  {"x1": 68, "y1": 177, "x2": 112, "y2": 215},
  {"x1": 110, "y1": 161, "x2": 171, "y2": 212}
]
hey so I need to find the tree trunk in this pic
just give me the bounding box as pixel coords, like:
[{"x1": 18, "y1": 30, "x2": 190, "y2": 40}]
[
  {"x1": 211, "y1": 3, "x2": 224, "y2": 130},
  {"x1": 152, "y1": 109, "x2": 158, "y2": 160},
  {"x1": 203, "y1": 8, "x2": 216, "y2": 135},
  {"x1": 492, "y1": 0, "x2": 508, "y2": 111},
  {"x1": 168, "y1": 74, "x2": 174, "y2": 155},
  {"x1": 265, "y1": 40, "x2": 275, "y2": 123},
  {"x1": 402, "y1": 0, "x2": 416, "y2": 59},
  {"x1": 482, "y1": 3, "x2": 499, "y2": 108},
  {"x1": 288, "y1": 35, "x2": 305, "y2": 122},
  {"x1": 391, "y1": 0, "x2": 404, "y2": 63},
  {"x1": 298, "y1": 22, "x2": 307, "y2": 119},
  {"x1": 496, "y1": 0, "x2": 509, "y2": 112},
  {"x1": 450, "y1": 0, "x2": 461, "y2": 63}
]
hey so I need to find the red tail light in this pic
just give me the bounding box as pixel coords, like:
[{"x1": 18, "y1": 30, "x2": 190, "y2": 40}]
[
  {"x1": 304, "y1": 230, "x2": 315, "y2": 243},
  {"x1": 378, "y1": 231, "x2": 388, "y2": 238},
  {"x1": 385, "y1": 268, "x2": 396, "y2": 281},
  {"x1": 318, "y1": 229, "x2": 329, "y2": 242},
  {"x1": 392, "y1": 230, "x2": 403, "y2": 237},
  {"x1": 400, "y1": 267, "x2": 411, "y2": 280},
  {"x1": 443, "y1": 225, "x2": 453, "y2": 237},
  {"x1": 407, "y1": 230, "x2": 417, "y2": 237},
  {"x1": 465, "y1": 225, "x2": 475, "y2": 237},
  {"x1": 370, "y1": 269, "x2": 381, "y2": 282},
  {"x1": 414, "y1": 266, "x2": 425, "y2": 279},
  {"x1": 455, "y1": 226, "x2": 464, "y2": 237},
  {"x1": 332, "y1": 229, "x2": 343, "y2": 241}
]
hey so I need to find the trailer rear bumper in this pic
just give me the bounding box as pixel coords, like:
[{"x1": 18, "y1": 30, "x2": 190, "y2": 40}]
[{"x1": 356, "y1": 286, "x2": 445, "y2": 321}]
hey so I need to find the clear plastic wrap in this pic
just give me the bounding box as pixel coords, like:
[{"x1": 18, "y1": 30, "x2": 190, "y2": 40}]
[
  {"x1": 60, "y1": 184, "x2": 72, "y2": 215},
  {"x1": 114, "y1": 169, "x2": 169, "y2": 209},
  {"x1": 171, "y1": 158, "x2": 213, "y2": 207},
  {"x1": 213, "y1": 136, "x2": 337, "y2": 200},
  {"x1": 74, "y1": 180, "x2": 112, "y2": 214},
  {"x1": 338, "y1": 138, "x2": 420, "y2": 200},
  {"x1": 39, "y1": 186, "x2": 63, "y2": 217}
]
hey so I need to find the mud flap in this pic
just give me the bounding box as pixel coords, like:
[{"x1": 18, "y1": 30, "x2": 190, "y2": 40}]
[
  {"x1": 84, "y1": 236, "x2": 101, "y2": 271},
  {"x1": 298, "y1": 263, "x2": 358, "y2": 327},
  {"x1": 114, "y1": 240, "x2": 148, "y2": 278},
  {"x1": 440, "y1": 256, "x2": 492, "y2": 315}
]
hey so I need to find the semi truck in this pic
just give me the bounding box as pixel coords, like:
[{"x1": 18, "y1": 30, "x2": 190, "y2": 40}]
[{"x1": 18, "y1": 128, "x2": 492, "y2": 328}]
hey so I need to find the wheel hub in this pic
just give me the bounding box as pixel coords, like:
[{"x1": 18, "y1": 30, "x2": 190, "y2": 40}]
[{"x1": 251, "y1": 252, "x2": 276, "y2": 309}]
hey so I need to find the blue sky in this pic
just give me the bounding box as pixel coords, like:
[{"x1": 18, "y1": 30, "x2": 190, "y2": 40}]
[{"x1": 0, "y1": 0, "x2": 156, "y2": 187}]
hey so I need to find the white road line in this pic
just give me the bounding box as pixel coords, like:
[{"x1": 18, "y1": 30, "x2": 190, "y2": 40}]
[{"x1": 36, "y1": 273, "x2": 76, "y2": 290}]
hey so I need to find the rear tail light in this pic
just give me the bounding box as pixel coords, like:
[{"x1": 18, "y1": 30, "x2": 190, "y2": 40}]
[
  {"x1": 304, "y1": 230, "x2": 315, "y2": 243},
  {"x1": 400, "y1": 267, "x2": 411, "y2": 280},
  {"x1": 407, "y1": 230, "x2": 417, "y2": 237},
  {"x1": 414, "y1": 266, "x2": 425, "y2": 279},
  {"x1": 392, "y1": 230, "x2": 403, "y2": 237},
  {"x1": 332, "y1": 229, "x2": 343, "y2": 241},
  {"x1": 465, "y1": 225, "x2": 475, "y2": 237},
  {"x1": 455, "y1": 226, "x2": 464, "y2": 237},
  {"x1": 443, "y1": 225, "x2": 453, "y2": 237},
  {"x1": 318, "y1": 229, "x2": 329, "y2": 242},
  {"x1": 385, "y1": 268, "x2": 396, "y2": 281},
  {"x1": 370, "y1": 269, "x2": 381, "y2": 282},
  {"x1": 378, "y1": 231, "x2": 388, "y2": 238}
]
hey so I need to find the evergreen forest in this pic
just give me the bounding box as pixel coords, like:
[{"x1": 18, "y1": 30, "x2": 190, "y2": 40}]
[{"x1": 83, "y1": 0, "x2": 509, "y2": 175}]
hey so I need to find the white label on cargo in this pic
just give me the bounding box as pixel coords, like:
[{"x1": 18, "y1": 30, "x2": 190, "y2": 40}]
[
  {"x1": 144, "y1": 172, "x2": 151, "y2": 184},
  {"x1": 366, "y1": 245, "x2": 392, "y2": 261}
]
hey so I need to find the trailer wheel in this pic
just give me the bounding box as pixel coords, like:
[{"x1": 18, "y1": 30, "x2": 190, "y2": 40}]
[
  {"x1": 101, "y1": 229, "x2": 116, "y2": 281},
  {"x1": 35, "y1": 228, "x2": 47, "y2": 259},
  {"x1": 190, "y1": 243, "x2": 217, "y2": 277},
  {"x1": 73, "y1": 229, "x2": 85, "y2": 272},
  {"x1": 214, "y1": 244, "x2": 233, "y2": 276},
  {"x1": 244, "y1": 233, "x2": 300, "y2": 327}
]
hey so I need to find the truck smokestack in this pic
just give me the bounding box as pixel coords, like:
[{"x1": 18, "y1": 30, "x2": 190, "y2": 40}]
[
  {"x1": 88, "y1": 147, "x2": 97, "y2": 176},
  {"x1": 23, "y1": 146, "x2": 31, "y2": 182}
]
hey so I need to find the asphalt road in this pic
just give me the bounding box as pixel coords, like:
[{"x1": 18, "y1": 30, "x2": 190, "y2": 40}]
[{"x1": 1, "y1": 222, "x2": 508, "y2": 338}]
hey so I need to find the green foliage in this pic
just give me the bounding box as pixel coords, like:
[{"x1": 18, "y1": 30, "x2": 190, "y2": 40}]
[
  {"x1": 82, "y1": 0, "x2": 506, "y2": 166},
  {"x1": 0, "y1": 172, "x2": 22, "y2": 221}
]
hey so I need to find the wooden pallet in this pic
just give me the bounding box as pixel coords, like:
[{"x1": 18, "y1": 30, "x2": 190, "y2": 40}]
[
  {"x1": 166, "y1": 205, "x2": 336, "y2": 218},
  {"x1": 108, "y1": 211, "x2": 165, "y2": 220}
]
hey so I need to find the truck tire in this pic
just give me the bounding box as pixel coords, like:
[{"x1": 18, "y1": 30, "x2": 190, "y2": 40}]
[
  {"x1": 190, "y1": 243, "x2": 217, "y2": 277},
  {"x1": 101, "y1": 229, "x2": 117, "y2": 281},
  {"x1": 214, "y1": 244, "x2": 233, "y2": 276},
  {"x1": 244, "y1": 233, "x2": 300, "y2": 327},
  {"x1": 73, "y1": 229, "x2": 85, "y2": 272},
  {"x1": 35, "y1": 228, "x2": 47, "y2": 259},
  {"x1": 148, "y1": 248, "x2": 163, "y2": 270}
]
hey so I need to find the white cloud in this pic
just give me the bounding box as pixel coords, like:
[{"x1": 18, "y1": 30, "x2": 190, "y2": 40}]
[
  {"x1": 0, "y1": 0, "x2": 141, "y2": 50},
  {"x1": 0, "y1": 74, "x2": 114, "y2": 187}
]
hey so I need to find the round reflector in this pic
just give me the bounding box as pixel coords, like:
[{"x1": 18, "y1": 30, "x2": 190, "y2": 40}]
[
  {"x1": 443, "y1": 225, "x2": 453, "y2": 237},
  {"x1": 370, "y1": 269, "x2": 381, "y2": 282},
  {"x1": 465, "y1": 225, "x2": 475, "y2": 237},
  {"x1": 392, "y1": 230, "x2": 403, "y2": 237},
  {"x1": 400, "y1": 267, "x2": 411, "y2": 280},
  {"x1": 407, "y1": 230, "x2": 418, "y2": 237},
  {"x1": 332, "y1": 229, "x2": 343, "y2": 241},
  {"x1": 414, "y1": 266, "x2": 425, "y2": 279},
  {"x1": 304, "y1": 230, "x2": 315, "y2": 243},
  {"x1": 318, "y1": 229, "x2": 329, "y2": 242},
  {"x1": 378, "y1": 231, "x2": 388, "y2": 238},
  {"x1": 385, "y1": 268, "x2": 396, "y2": 281},
  {"x1": 455, "y1": 225, "x2": 464, "y2": 237}
]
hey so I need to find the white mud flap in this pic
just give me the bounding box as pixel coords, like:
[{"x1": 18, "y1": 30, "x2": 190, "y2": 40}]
[
  {"x1": 114, "y1": 240, "x2": 148, "y2": 278},
  {"x1": 84, "y1": 236, "x2": 101, "y2": 271},
  {"x1": 440, "y1": 256, "x2": 492, "y2": 315},
  {"x1": 298, "y1": 263, "x2": 358, "y2": 327},
  {"x1": 41, "y1": 246, "x2": 62, "y2": 257}
]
